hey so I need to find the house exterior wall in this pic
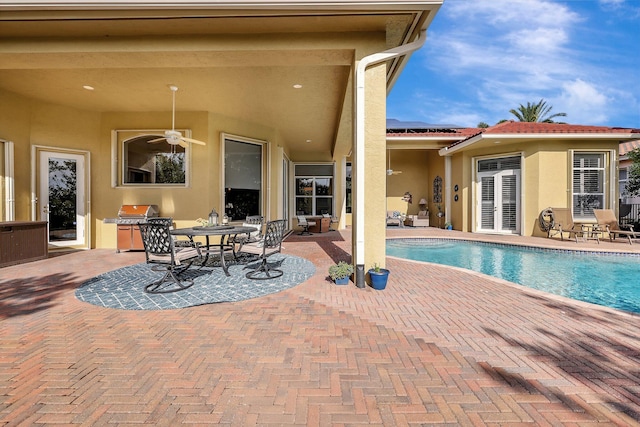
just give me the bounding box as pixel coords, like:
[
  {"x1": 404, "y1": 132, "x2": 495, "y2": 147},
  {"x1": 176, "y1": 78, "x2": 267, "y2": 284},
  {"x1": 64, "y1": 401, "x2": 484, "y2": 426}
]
[
  {"x1": 450, "y1": 139, "x2": 620, "y2": 237},
  {"x1": 1, "y1": 46, "x2": 391, "y2": 259},
  {"x1": 0, "y1": 89, "x2": 102, "y2": 223},
  {"x1": 0, "y1": 87, "x2": 290, "y2": 249},
  {"x1": 385, "y1": 149, "x2": 431, "y2": 216}
]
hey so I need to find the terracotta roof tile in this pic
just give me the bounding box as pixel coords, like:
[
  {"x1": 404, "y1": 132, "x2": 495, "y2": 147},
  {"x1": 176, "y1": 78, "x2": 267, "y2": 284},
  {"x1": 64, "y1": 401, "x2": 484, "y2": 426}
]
[
  {"x1": 483, "y1": 120, "x2": 640, "y2": 134},
  {"x1": 619, "y1": 140, "x2": 640, "y2": 156}
]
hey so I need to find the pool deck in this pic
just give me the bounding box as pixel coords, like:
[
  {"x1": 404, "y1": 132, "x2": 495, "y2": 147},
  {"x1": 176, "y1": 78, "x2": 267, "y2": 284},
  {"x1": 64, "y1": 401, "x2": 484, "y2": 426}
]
[{"x1": 1, "y1": 227, "x2": 639, "y2": 426}]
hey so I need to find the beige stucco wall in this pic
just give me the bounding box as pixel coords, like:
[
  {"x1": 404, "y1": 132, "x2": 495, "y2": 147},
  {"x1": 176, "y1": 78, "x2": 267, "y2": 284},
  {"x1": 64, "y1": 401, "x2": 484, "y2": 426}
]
[
  {"x1": 0, "y1": 90, "x2": 31, "y2": 221},
  {"x1": 0, "y1": 87, "x2": 293, "y2": 249},
  {"x1": 0, "y1": 89, "x2": 102, "y2": 224},
  {"x1": 385, "y1": 149, "x2": 431, "y2": 216},
  {"x1": 449, "y1": 139, "x2": 619, "y2": 237},
  {"x1": 99, "y1": 111, "x2": 286, "y2": 249}
]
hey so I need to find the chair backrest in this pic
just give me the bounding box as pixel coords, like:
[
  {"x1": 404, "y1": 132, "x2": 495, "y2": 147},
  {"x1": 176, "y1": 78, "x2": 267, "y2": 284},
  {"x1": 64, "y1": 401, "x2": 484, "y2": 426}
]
[
  {"x1": 139, "y1": 222, "x2": 174, "y2": 261},
  {"x1": 593, "y1": 209, "x2": 620, "y2": 231},
  {"x1": 245, "y1": 215, "x2": 263, "y2": 225},
  {"x1": 297, "y1": 215, "x2": 308, "y2": 226},
  {"x1": 322, "y1": 213, "x2": 330, "y2": 218},
  {"x1": 147, "y1": 217, "x2": 174, "y2": 227},
  {"x1": 551, "y1": 208, "x2": 574, "y2": 229},
  {"x1": 263, "y1": 219, "x2": 286, "y2": 250}
]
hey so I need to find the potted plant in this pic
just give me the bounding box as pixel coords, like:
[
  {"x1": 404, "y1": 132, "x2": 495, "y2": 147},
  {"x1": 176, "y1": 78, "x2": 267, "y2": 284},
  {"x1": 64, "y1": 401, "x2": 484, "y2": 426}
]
[
  {"x1": 368, "y1": 263, "x2": 390, "y2": 290},
  {"x1": 328, "y1": 261, "x2": 354, "y2": 285}
]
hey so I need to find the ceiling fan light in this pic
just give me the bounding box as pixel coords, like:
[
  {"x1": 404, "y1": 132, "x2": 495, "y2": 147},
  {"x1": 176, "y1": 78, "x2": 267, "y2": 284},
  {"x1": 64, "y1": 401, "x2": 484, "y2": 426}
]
[{"x1": 167, "y1": 135, "x2": 181, "y2": 145}]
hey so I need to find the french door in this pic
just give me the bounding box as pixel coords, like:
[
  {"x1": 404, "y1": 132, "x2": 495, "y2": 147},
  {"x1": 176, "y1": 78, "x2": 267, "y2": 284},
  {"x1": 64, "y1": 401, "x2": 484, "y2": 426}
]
[
  {"x1": 477, "y1": 157, "x2": 521, "y2": 234},
  {"x1": 38, "y1": 150, "x2": 87, "y2": 248}
]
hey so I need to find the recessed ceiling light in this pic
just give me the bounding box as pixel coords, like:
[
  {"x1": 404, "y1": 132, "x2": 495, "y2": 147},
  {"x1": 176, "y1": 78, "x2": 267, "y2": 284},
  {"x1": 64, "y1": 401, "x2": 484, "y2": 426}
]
[
  {"x1": 306, "y1": 139, "x2": 312, "y2": 143},
  {"x1": 293, "y1": 84, "x2": 303, "y2": 89},
  {"x1": 83, "y1": 85, "x2": 95, "y2": 91}
]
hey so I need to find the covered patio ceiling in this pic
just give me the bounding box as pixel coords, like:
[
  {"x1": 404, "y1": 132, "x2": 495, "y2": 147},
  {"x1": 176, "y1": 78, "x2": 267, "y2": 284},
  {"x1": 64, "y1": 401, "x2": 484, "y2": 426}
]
[{"x1": 0, "y1": 2, "x2": 441, "y2": 159}]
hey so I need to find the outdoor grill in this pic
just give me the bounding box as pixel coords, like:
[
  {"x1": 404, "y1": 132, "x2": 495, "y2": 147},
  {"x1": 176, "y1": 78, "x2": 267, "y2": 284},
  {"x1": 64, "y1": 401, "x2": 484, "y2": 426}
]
[{"x1": 116, "y1": 204, "x2": 159, "y2": 252}]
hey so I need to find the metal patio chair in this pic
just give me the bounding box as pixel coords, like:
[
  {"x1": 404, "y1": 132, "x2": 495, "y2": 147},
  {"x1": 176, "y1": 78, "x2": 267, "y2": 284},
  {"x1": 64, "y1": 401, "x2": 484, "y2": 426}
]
[
  {"x1": 238, "y1": 219, "x2": 286, "y2": 280},
  {"x1": 138, "y1": 222, "x2": 202, "y2": 293}
]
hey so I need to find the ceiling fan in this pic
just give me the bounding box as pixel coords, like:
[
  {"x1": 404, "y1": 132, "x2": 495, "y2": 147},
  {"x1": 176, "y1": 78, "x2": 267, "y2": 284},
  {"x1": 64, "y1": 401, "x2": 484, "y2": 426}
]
[
  {"x1": 387, "y1": 149, "x2": 402, "y2": 175},
  {"x1": 148, "y1": 85, "x2": 207, "y2": 148}
]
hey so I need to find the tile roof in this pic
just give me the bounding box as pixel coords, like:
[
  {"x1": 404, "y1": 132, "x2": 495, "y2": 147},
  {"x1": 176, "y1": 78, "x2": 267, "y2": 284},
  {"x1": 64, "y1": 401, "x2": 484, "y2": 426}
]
[
  {"x1": 482, "y1": 120, "x2": 640, "y2": 134},
  {"x1": 619, "y1": 140, "x2": 640, "y2": 156}
]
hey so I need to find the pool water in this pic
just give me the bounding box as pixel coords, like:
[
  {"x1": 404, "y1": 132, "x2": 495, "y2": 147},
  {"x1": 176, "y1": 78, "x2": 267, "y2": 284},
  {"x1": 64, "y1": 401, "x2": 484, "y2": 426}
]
[{"x1": 387, "y1": 238, "x2": 640, "y2": 314}]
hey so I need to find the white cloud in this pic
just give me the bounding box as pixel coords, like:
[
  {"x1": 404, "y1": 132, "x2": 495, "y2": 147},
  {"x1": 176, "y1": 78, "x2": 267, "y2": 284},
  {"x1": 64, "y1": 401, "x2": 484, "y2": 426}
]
[
  {"x1": 445, "y1": 0, "x2": 580, "y2": 28},
  {"x1": 600, "y1": 0, "x2": 625, "y2": 7},
  {"x1": 555, "y1": 79, "x2": 610, "y2": 124},
  {"x1": 506, "y1": 27, "x2": 568, "y2": 53},
  {"x1": 409, "y1": 0, "x2": 640, "y2": 126}
]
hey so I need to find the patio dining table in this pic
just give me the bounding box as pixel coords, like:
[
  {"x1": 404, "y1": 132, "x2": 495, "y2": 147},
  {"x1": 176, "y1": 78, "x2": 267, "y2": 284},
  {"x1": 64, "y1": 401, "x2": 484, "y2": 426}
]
[{"x1": 171, "y1": 225, "x2": 257, "y2": 276}]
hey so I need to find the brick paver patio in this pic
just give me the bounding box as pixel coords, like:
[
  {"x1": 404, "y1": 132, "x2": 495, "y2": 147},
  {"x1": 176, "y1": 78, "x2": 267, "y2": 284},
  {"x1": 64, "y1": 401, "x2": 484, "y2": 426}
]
[{"x1": 1, "y1": 227, "x2": 639, "y2": 426}]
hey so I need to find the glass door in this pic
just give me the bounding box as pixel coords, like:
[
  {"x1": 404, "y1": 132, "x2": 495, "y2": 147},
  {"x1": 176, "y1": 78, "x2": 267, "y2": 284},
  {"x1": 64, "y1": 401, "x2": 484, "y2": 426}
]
[
  {"x1": 38, "y1": 150, "x2": 86, "y2": 248},
  {"x1": 476, "y1": 156, "x2": 521, "y2": 234}
]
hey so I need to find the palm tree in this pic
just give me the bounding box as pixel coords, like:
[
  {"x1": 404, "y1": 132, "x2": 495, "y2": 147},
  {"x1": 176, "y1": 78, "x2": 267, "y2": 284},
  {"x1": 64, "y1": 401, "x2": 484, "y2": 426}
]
[{"x1": 509, "y1": 99, "x2": 567, "y2": 123}]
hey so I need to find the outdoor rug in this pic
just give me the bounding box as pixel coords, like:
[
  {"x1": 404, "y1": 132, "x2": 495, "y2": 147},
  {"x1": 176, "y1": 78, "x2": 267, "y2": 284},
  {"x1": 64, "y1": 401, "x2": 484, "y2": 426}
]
[{"x1": 75, "y1": 254, "x2": 315, "y2": 310}]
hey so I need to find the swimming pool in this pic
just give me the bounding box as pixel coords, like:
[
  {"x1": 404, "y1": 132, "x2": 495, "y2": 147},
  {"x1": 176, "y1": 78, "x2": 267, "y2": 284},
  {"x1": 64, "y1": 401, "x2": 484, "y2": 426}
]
[{"x1": 387, "y1": 238, "x2": 640, "y2": 314}]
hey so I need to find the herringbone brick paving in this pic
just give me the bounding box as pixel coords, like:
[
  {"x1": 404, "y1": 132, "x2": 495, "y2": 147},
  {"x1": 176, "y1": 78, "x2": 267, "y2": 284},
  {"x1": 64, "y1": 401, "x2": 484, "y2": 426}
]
[{"x1": 0, "y1": 228, "x2": 639, "y2": 426}]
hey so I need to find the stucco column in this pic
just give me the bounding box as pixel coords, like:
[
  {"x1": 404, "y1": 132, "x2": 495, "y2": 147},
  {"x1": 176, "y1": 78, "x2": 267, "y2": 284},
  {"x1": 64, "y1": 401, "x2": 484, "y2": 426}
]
[{"x1": 352, "y1": 62, "x2": 387, "y2": 274}]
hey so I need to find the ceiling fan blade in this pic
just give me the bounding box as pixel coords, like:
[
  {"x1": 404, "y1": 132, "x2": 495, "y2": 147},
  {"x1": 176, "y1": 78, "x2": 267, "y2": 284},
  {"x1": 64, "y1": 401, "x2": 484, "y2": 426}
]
[
  {"x1": 393, "y1": 170, "x2": 403, "y2": 175},
  {"x1": 178, "y1": 140, "x2": 189, "y2": 149},
  {"x1": 148, "y1": 137, "x2": 167, "y2": 143},
  {"x1": 180, "y1": 136, "x2": 207, "y2": 146}
]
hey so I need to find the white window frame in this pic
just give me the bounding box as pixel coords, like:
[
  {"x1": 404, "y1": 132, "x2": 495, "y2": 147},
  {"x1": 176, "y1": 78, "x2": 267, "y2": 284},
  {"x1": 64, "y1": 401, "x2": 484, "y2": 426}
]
[
  {"x1": 571, "y1": 150, "x2": 614, "y2": 220},
  {"x1": 111, "y1": 129, "x2": 193, "y2": 188},
  {"x1": 619, "y1": 167, "x2": 629, "y2": 200},
  {"x1": 294, "y1": 162, "x2": 335, "y2": 216},
  {"x1": 220, "y1": 133, "x2": 269, "y2": 222}
]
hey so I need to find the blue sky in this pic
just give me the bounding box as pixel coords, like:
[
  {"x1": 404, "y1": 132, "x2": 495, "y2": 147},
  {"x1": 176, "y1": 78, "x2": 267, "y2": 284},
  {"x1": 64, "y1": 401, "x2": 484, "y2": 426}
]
[{"x1": 387, "y1": 0, "x2": 640, "y2": 128}]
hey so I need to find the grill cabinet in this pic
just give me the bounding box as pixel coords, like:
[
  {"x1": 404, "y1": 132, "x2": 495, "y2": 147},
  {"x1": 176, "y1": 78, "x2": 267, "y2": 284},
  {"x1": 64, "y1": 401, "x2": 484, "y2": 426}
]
[{"x1": 116, "y1": 205, "x2": 159, "y2": 253}]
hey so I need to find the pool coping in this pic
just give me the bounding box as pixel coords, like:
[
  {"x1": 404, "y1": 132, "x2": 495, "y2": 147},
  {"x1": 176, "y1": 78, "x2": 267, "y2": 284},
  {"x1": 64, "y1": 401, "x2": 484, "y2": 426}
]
[{"x1": 387, "y1": 236, "x2": 640, "y2": 319}]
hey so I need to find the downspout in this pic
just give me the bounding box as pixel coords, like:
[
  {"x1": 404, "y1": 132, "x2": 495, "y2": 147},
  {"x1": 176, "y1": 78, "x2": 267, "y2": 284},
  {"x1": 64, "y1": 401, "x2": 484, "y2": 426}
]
[{"x1": 354, "y1": 30, "x2": 426, "y2": 288}]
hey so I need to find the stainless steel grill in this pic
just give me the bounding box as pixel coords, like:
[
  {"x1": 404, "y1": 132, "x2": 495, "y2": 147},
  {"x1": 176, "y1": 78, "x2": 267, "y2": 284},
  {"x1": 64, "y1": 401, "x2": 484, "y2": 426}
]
[
  {"x1": 116, "y1": 204, "x2": 159, "y2": 224},
  {"x1": 116, "y1": 205, "x2": 159, "y2": 252}
]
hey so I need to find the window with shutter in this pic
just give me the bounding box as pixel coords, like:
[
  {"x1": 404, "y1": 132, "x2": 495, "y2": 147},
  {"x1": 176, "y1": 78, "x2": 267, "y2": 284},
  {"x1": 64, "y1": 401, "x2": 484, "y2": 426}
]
[{"x1": 572, "y1": 152, "x2": 605, "y2": 219}]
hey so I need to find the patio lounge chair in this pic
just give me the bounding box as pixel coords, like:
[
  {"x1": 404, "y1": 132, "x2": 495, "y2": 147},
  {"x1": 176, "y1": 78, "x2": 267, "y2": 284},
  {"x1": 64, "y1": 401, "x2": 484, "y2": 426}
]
[
  {"x1": 547, "y1": 208, "x2": 584, "y2": 242},
  {"x1": 297, "y1": 215, "x2": 315, "y2": 235},
  {"x1": 593, "y1": 209, "x2": 639, "y2": 244},
  {"x1": 239, "y1": 219, "x2": 286, "y2": 280},
  {"x1": 138, "y1": 222, "x2": 202, "y2": 293}
]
